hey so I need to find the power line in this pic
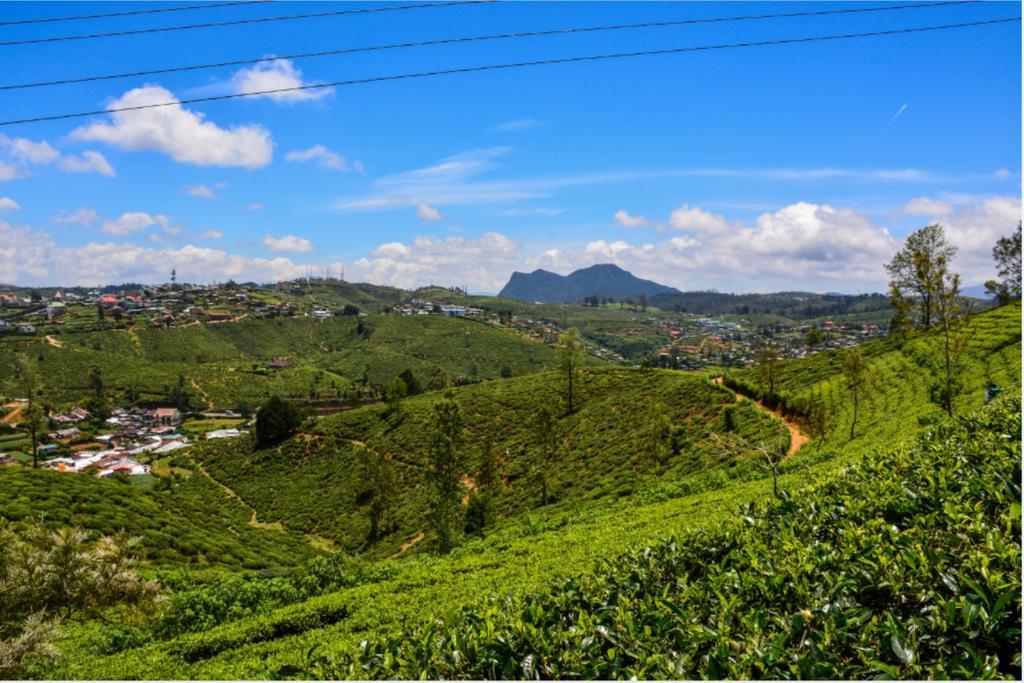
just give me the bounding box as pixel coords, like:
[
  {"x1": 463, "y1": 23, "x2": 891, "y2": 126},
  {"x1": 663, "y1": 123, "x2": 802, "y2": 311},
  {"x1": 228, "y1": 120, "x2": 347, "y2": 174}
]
[
  {"x1": 0, "y1": 0, "x2": 492, "y2": 47},
  {"x1": 0, "y1": 1, "x2": 975, "y2": 92},
  {"x1": 0, "y1": 1, "x2": 271, "y2": 27},
  {"x1": 0, "y1": 15, "x2": 1017, "y2": 128}
]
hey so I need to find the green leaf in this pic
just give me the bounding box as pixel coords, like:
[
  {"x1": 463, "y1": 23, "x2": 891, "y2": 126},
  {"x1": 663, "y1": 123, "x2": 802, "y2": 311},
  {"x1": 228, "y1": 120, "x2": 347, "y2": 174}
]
[{"x1": 891, "y1": 636, "x2": 915, "y2": 667}]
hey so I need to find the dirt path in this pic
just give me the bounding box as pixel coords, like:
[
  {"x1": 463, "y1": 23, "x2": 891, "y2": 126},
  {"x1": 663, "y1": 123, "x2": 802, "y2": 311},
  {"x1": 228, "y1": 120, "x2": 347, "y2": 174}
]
[
  {"x1": 712, "y1": 376, "x2": 809, "y2": 458},
  {"x1": 1, "y1": 403, "x2": 23, "y2": 425},
  {"x1": 389, "y1": 531, "x2": 424, "y2": 559},
  {"x1": 189, "y1": 376, "x2": 214, "y2": 411},
  {"x1": 190, "y1": 458, "x2": 283, "y2": 530},
  {"x1": 44, "y1": 335, "x2": 62, "y2": 348}
]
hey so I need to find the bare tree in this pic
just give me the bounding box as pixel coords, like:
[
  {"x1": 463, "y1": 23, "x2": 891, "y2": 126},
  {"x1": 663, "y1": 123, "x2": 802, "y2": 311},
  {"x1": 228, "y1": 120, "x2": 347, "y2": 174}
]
[{"x1": 758, "y1": 442, "x2": 783, "y2": 499}]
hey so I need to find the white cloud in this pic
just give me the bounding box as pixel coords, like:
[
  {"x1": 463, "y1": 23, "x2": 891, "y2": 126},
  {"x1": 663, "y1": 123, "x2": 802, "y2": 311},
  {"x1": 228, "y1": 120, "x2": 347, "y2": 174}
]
[
  {"x1": 903, "y1": 196, "x2": 953, "y2": 216},
  {"x1": 350, "y1": 232, "x2": 518, "y2": 291},
  {"x1": 52, "y1": 208, "x2": 99, "y2": 226},
  {"x1": 247, "y1": 202, "x2": 264, "y2": 211},
  {"x1": 0, "y1": 220, "x2": 317, "y2": 286},
  {"x1": 1, "y1": 135, "x2": 60, "y2": 165},
  {"x1": 668, "y1": 203, "x2": 730, "y2": 235},
  {"x1": 58, "y1": 150, "x2": 116, "y2": 176},
  {"x1": 416, "y1": 201, "x2": 442, "y2": 222},
  {"x1": 613, "y1": 209, "x2": 648, "y2": 228},
  {"x1": 102, "y1": 211, "x2": 165, "y2": 236},
  {"x1": 500, "y1": 207, "x2": 565, "y2": 217},
  {"x1": 0, "y1": 135, "x2": 113, "y2": 177},
  {"x1": 197, "y1": 230, "x2": 224, "y2": 241},
  {"x1": 262, "y1": 233, "x2": 313, "y2": 253},
  {"x1": 285, "y1": 145, "x2": 355, "y2": 171},
  {"x1": 185, "y1": 184, "x2": 217, "y2": 199},
  {"x1": 0, "y1": 197, "x2": 20, "y2": 212},
  {"x1": 71, "y1": 85, "x2": 272, "y2": 169},
  {"x1": 939, "y1": 195, "x2": 1022, "y2": 283},
  {"x1": 231, "y1": 59, "x2": 332, "y2": 103},
  {"x1": 492, "y1": 118, "x2": 542, "y2": 132},
  {"x1": 0, "y1": 161, "x2": 21, "y2": 181}
]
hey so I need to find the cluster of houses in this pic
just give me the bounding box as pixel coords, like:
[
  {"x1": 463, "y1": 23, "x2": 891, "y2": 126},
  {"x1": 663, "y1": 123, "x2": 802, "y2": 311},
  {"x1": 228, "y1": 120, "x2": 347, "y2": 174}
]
[
  {"x1": 0, "y1": 282, "x2": 316, "y2": 336},
  {"x1": 650, "y1": 314, "x2": 886, "y2": 369},
  {"x1": 395, "y1": 298, "x2": 485, "y2": 318},
  {"x1": 41, "y1": 406, "x2": 189, "y2": 478}
]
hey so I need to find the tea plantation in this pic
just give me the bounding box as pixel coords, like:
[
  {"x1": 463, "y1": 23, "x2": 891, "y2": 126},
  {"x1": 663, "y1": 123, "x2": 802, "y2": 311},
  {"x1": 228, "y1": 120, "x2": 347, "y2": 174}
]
[
  {"x1": 0, "y1": 313, "x2": 573, "y2": 408},
  {"x1": 7, "y1": 303, "x2": 1021, "y2": 679}
]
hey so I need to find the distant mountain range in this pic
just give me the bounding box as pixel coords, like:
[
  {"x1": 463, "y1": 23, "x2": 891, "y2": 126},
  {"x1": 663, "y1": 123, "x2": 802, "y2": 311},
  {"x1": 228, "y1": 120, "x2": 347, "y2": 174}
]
[{"x1": 498, "y1": 264, "x2": 681, "y2": 303}]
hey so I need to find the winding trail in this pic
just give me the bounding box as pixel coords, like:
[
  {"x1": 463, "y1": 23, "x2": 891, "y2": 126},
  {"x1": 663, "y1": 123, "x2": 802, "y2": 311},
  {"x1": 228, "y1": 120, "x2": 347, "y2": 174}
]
[
  {"x1": 712, "y1": 376, "x2": 809, "y2": 458},
  {"x1": 190, "y1": 458, "x2": 282, "y2": 531}
]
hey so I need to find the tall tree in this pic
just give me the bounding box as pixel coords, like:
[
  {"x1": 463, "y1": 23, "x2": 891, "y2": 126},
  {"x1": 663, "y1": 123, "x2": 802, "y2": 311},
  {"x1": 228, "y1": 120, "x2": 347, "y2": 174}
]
[
  {"x1": 754, "y1": 345, "x2": 780, "y2": 398},
  {"x1": 10, "y1": 356, "x2": 45, "y2": 469},
  {"x1": 426, "y1": 394, "x2": 466, "y2": 553},
  {"x1": 841, "y1": 348, "x2": 869, "y2": 440},
  {"x1": 649, "y1": 404, "x2": 673, "y2": 469},
  {"x1": 886, "y1": 224, "x2": 957, "y2": 329},
  {"x1": 934, "y1": 271, "x2": 969, "y2": 418},
  {"x1": 476, "y1": 429, "x2": 499, "y2": 490},
  {"x1": 88, "y1": 365, "x2": 104, "y2": 399},
  {"x1": 984, "y1": 222, "x2": 1022, "y2": 304},
  {"x1": 364, "y1": 452, "x2": 397, "y2": 542},
  {"x1": 386, "y1": 376, "x2": 407, "y2": 418},
  {"x1": 533, "y1": 407, "x2": 558, "y2": 505},
  {"x1": 556, "y1": 328, "x2": 584, "y2": 414}
]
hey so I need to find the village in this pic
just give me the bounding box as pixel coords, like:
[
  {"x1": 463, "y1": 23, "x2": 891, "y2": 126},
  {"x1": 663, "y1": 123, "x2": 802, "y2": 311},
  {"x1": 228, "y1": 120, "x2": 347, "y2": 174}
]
[{"x1": 0, "y1": 400, "x2": 249, "y2": 480}]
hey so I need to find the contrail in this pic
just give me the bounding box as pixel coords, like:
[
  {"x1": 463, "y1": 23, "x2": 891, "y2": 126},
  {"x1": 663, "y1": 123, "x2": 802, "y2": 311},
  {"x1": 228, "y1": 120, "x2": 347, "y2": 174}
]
[{"x1": 876, "y1": 104, "x2": 909, "y2": 139}]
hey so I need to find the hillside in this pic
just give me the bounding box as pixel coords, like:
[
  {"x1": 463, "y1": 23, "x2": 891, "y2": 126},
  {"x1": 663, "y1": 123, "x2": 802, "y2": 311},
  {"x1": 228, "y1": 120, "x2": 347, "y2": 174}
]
[
  {"x1": 0, "y1": 466, "x2": 316, "y2": 570},
  {"x1": 20, "y1": 305, "x2": 1024, "y2": 679},
  {"x1": 187, "y1": 368, "x2": 790, "y2": 556},
  {"x1": 327, "y1": 395, "x2": 1023, "y2": 679},
  {"x1": 499, "y1": 264, "x2": 680, "y2": 304},
  {"x1": 0, "y1": 313, "x2": 571, "y2": 409}
]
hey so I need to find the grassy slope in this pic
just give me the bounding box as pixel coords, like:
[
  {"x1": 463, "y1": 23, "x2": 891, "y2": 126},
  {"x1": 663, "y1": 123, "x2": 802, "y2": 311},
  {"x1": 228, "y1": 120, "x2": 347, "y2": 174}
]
[
  {"x1": 0, "y1": 467, "x2": 316, "y2": 570},
  {"x1": 46, "y1": 305, "x2": 1024, "y2": 678},
  {"x1": 188, "y1": 368, "x2": 789, "y2": 556},
  {"x1": 726, "y1": 302, "x2": 1021, "y2": 458},
  {"x1": 0, "y1": 313, "x2": 571, "y2": 408},
  {"x1": 334, "y1": 397, "x2": 1022, "y2": 679}
]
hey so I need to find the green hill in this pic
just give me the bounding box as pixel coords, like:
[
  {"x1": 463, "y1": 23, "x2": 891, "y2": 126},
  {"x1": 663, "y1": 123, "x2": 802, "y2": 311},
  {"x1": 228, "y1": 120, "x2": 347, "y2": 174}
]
[
  {"x1": 20, "y1": 304, "x2": 1024, "y2": 679},
  {"x1": 329, "y1": 395, "x2": 1023, "y2": 679},
  {"x1": 0, "y1": 466, "x2": 316, "y2": 571},
  {"x1": 186, "y1": 368, "x2": 790, "y2": 556},
  {"x1": 0, "y1": 313, "x2": 571, "y2": 408}
]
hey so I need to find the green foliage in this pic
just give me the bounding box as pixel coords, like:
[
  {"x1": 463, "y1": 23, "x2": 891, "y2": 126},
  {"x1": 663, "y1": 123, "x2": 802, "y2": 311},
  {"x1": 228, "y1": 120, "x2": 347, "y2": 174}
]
[
  {"x1": 0, "y1": 468, "x2": 315, "y2": 570},
  {"x1": 0, "y1": 520, "x2": 160, "y2": 676},
  {"x1": 427, "y1": 394, "x2": 467, "y2": 553},
  {"x1": 326, "y1": 398, "x2": 1022, "y2": 680},
  {"x1": 0, "y1": 314, "x2": 571, "y2": 409},
  {"x1": 185, "y1": 369, "x2": 784, "y2": 556},
  {"x1": 255, "y1": 396, "x2": 303, "y2": 447}
]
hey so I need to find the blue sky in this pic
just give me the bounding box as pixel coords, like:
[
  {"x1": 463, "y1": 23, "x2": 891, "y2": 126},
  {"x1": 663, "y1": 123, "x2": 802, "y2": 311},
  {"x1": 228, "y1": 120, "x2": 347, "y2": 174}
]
[{"x1": 0, "y1": 1, "x2": 1020, "y2": 292}]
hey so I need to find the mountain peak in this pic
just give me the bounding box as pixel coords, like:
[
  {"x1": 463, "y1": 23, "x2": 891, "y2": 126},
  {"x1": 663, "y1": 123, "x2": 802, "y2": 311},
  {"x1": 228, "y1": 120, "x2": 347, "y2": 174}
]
[{"x1": 498, "y1": 263, "x2": 680, "y2": 303}]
